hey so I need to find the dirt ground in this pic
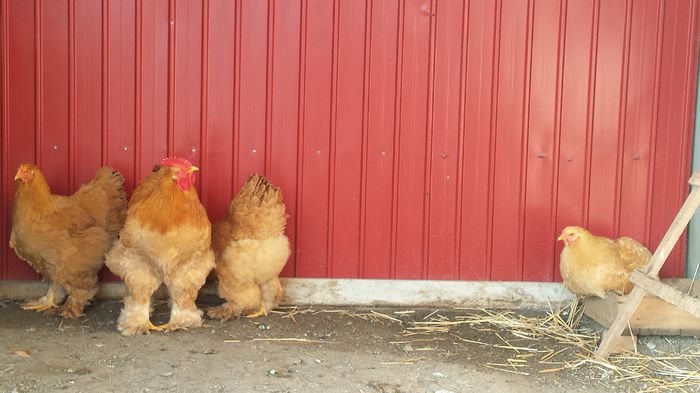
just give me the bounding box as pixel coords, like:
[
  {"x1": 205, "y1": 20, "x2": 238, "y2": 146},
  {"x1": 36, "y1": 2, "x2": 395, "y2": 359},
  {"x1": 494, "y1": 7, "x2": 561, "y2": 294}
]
[{"x1": 0, "y1": 297, "x2": 698, "y2": 393}]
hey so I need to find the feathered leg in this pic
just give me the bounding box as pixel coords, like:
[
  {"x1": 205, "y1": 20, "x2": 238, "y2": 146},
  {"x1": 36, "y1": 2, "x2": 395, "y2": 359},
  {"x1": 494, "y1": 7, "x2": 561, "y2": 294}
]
[
  {"x1": 106, "y1": 241, "x2": 163, "y2": 335},
  {"x1": 118, "y1": 268, "x2": 162, "y2": 336},
  {"x1": 162, "y1": 251, "x2": 214, "y2": 331},
  {"x1": 56, "y1": 281, "x2": 98, "y2": 319},
  {"x1": 260, "y1": 277, "x2": 283, "y2": 314},
  {"x1": 207, "y1": 279, "x2": 262, "y2": 320}
]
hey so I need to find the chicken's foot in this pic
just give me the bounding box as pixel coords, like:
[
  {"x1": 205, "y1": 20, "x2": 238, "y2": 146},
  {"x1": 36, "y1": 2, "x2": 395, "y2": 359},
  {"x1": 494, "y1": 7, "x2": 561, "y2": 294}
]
[
  {"x1": 246, "y1": 303, "x2": 268, "y2": 318},
  {"x1": 148, "y1": 321, "x2": 166, "y2": 332},
  {"x1": 21, "y1": 284, "x2": 59, "y2": 312}
]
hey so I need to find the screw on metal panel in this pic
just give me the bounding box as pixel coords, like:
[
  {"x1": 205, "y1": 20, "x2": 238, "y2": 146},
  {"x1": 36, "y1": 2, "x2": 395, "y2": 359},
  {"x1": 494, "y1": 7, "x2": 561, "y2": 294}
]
[
  {"x1": 169, "y1": 19, "x2": 174, "y2": 25},
  {"x1": 315, "y1": 150, "x2": 321, "y2": 155},
  {"x1": 252, "y1": 148, "x2": 257, "y2": 154},
  {"x1": 440, "y1": 152, "x2": 448, "y2": 158},
  {"x1": 537, "y1": 152, "x2": 545, "y2": 159},
  {"x1": 381, "y1": 151, "x2": 386, "y2": 156},
  {"x1": 633, "y1": 155, "x2": 640, "y2": 161},
  {"x1": 123, "y1": 146, "x2": 128, "y2": 151},
  {"x1": 53, "y1": 145, "x2": 58, "y2": 150},
  {"x1": 567, "y1": 155, "x2": 573, "y2": 162},
  {"x1": 191, "y1": 147, "x2": 197, "y2": 153}
]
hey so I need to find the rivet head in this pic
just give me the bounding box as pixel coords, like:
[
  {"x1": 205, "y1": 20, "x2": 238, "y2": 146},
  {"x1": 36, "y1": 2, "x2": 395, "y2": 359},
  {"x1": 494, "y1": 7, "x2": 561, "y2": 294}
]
[
  {"x1": 53, "y1": 145, "x2": 58, "y2": 150},
  {"x1": 381, "y1": 151, "x2": 386, "y2": 156},
  {"x1": 537, "y1": 152, "x2": 545, "y2": 159},
  {"x1": 123, "y1": 146, "x2": 128, "y2": 151},
  {"x1": 315, "y1": 150, "x2": 321, "y2": 155},
  {"x1": 252, "y1": 148, "x2": 257, "y2": 154},
  {"x1": 567, "y1": 156, "x2": 573, "y2": 162},
  {"x1": 633, "y1": 155, "x2": 640, "y2": 161},
  {"x1": 191, "y1": 147, "x2": 197, "y2": 153},
  {"x1": 440, "y1": 152, "x2": 449, "y2": 159}
]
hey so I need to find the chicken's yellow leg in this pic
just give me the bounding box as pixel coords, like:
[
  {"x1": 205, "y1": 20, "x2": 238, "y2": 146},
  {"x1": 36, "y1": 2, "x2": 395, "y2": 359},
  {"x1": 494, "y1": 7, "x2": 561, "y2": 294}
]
[
  {"x1": 246, "y1": 303, "x2": 268, "y2": 318},
  {"x1": 148, "y1": 321, "x2": 166, "y2": 332},
  {"x1": 21, "y1": 284, "x2": 59, "y2": 311}
]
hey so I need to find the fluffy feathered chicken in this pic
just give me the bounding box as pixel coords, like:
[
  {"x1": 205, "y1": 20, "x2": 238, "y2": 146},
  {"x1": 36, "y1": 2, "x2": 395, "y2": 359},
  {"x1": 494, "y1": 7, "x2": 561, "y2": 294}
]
[
  {"x1": 10, "y1": 164, "x2": 127, "y2": 318},
  {"x1": 105, "y1": 158, "x2": 215, "y2": 335},
  {"x1": 207, "y1": 174, "x2": 290, "y2": 320},
  {"x1": 558, "y1": 226, "x2": 652, "y2": 298}
]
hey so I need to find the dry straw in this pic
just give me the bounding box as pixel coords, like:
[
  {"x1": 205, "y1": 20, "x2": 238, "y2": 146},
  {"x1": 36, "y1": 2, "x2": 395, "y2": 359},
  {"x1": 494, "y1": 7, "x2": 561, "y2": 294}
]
[{"x1": 400, "y1": 298, "x2": 700, "y2": 392}]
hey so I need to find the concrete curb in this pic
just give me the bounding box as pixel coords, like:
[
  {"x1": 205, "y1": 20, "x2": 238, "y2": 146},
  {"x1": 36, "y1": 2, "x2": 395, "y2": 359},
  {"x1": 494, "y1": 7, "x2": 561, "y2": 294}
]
[{"x1": 0, "y1": 278, "x2": 575, "y2": 309}]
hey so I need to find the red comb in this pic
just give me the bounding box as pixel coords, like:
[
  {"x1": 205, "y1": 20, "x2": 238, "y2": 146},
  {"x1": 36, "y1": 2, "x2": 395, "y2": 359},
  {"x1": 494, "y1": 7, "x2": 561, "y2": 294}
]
[{"x1": 160, "y1": 157, "x2": 193, "y2": 168}]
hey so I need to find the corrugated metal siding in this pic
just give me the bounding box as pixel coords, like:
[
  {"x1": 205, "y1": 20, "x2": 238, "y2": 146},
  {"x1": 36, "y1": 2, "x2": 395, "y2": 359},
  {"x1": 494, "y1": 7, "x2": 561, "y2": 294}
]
[{"x1": 1, "y1": 0, "x2": 698, "y2": 281}]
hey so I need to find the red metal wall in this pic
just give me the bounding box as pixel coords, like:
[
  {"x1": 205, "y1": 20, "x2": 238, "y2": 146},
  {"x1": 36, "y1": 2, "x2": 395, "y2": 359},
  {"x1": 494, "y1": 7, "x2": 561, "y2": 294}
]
[{"x1": 1, "y1": 0, "x2": 698, "y2": 281}]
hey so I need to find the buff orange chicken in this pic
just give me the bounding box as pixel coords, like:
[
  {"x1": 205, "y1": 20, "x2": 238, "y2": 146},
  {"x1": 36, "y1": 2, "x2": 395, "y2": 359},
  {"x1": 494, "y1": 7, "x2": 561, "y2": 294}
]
[
  {"x1": 105, "y1": 158, "x2": 214, "y2": 335},
  {"x1": 10, "y1": 164, "x2": 127, "y2": 318},
  {"x1": 558, "y1": 226, "x2": 652, "y2": 298},
  {"x1": 207, "y1": 174, "x2": 290, "y2": 320}
]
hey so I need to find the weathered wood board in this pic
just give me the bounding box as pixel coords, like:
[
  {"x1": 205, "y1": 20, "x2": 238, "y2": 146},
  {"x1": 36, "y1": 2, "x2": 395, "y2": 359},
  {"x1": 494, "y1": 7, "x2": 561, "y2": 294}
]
[{"x1": 585, "y1": 279, "x2": 700, "y2": 336}]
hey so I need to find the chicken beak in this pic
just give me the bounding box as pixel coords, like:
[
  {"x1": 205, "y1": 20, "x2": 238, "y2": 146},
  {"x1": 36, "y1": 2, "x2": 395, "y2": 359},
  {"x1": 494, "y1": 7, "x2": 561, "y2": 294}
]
[
  {"x1": 557, "y1": 234, "x2": 565, "y2": 241},
  {"x1": 14, "y1": 168, "x2": 23, "y2": 181},
  {"x1": 188, "y1": 166, "x2": 199, "y2": 173}
]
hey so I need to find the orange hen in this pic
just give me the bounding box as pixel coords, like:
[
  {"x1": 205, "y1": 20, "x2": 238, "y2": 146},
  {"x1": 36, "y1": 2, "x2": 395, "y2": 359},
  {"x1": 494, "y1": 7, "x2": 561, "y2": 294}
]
[
  {"x1": 10, "y1": 164, "x2": 127, "y2": 318},
  {"x1": 207, "y1": 174, "x2": 290, "y2": 320},
  {"x1": 105, "y1": 158, "x2": 215, "y2": 335},
  {"x1": 558, "y1": 226, "x2": 652, "y2": 298}
]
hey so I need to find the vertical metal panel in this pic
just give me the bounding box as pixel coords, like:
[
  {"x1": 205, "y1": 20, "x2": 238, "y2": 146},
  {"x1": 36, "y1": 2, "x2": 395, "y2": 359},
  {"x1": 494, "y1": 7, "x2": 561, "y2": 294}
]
[
  {"x1": 458, "y1": 0, "x2": 497, "y2": 280},
  {"x1": 553, "y1": 0, "x2": 598, "y2": 280},
  {"x1": 4, "y1": 0, "x2": 38, "y2": 280},
  {"x1": 173, "y1": 0, "x2": 202, "y2": 167},
  {"x1": 235, "y1": 0, "x2": 267, "y2": 187},
  {"x1": 426, "y1": 0, "x2": 463, "y2": 280},
  {"x1": 521, "y1": 0, "x2": 563, "y2": 282},
  {"x1": 139, "y1": 0, "x2": 169, "y2": 182},
  {"x1": 490, "y1": 0, "x2": 531, "y2": 281},
  {"x1": 74, "y1": 1, "x2": 104, "y2": 186},
  {"x1": 394, "y1": 0, "x2": 432, "y2": 279},
  {"x1": 107, "y1": 0, "x2": 136, "y2": 193},
  {"x1": 361, "y1": 0, "x2": 399, "y2": 279},
  {"x1": 269, "y1": 0, "x2": 301, "y2": 277},
  {"x1": 588, "y1": 0, "x2": 627, "y2": 236},
  {"x1": 296, "y1": 0, "x2": 334, "y2": 278},
  {"x1": 1, "y1": 0, "x2": 699, "y2": 281},
  {"x1": 328, "y1": 0, "x2": 366, "y2": 278},
  {"x1": 203, "y1": 0, "x2": 234, "y2": 221},
  {"x1": 0, "y1": 0, "x2": 9, "y2": 280}
]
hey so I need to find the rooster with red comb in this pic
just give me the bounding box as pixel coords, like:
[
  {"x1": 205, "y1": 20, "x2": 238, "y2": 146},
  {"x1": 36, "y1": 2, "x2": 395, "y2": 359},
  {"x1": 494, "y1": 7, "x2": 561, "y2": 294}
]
[{"x1": 105, "y1": 157, "x2": 215, "y2": 335}]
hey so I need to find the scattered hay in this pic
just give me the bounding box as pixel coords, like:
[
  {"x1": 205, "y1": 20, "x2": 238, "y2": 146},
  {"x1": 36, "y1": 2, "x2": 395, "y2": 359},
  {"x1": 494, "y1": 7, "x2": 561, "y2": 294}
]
[
  {"x1": 274, "y1": 302, "x2": 698, "y2": 391},
  {"x1": 380, "y1": 356, "x2": 425, "y2": 365},
  {"x1": 400, "y1": 297, "x2": 700, "y2": 392},
  {"x1": 225, "y1": 338, "x2": 333, "y2": 344}
]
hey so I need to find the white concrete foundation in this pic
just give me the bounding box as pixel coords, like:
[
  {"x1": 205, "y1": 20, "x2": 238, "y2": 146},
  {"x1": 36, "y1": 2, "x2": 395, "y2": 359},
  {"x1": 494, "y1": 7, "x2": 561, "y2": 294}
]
[{"x1": 0, "y1": 278, "x2": 575, "y2": 309}]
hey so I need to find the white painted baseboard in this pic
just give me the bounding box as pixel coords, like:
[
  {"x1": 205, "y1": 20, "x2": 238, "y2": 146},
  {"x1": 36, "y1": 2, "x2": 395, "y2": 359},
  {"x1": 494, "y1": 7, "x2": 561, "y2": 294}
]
[{"x1": 0, "y1": 278, "x2": 575, "y2": 309}]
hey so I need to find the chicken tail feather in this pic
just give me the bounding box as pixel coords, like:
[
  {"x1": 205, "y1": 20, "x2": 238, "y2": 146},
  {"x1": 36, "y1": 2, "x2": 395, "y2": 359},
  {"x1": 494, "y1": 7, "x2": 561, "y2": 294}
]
[
  {"x1": 71, "y1": 167, "x2": 128, "y2": 237},
  {"x1": 229, "y1": 174, "x2": 286, "y2": 239}
]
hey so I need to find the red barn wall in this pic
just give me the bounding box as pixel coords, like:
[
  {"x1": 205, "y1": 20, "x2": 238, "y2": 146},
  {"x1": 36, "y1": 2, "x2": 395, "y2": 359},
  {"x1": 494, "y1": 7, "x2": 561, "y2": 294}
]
[{"x1": 1, "y1": 0, "x2": 698, "y2": 281}]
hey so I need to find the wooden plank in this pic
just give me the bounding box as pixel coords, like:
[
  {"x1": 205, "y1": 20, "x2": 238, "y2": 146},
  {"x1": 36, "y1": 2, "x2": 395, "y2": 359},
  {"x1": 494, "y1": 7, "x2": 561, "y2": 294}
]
[
  {"x1": 585, "y1": 279, "x2": 700, "y2": 336},
  {"x1": 630, "y1": 270, "x2": 700, "y2": 319},
  {"x1": 596, "y1": 185, "x2": 700, "y2": 359},
  {"x1": 690, "y1": 172, "x2": 700, "y2": 187}
]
